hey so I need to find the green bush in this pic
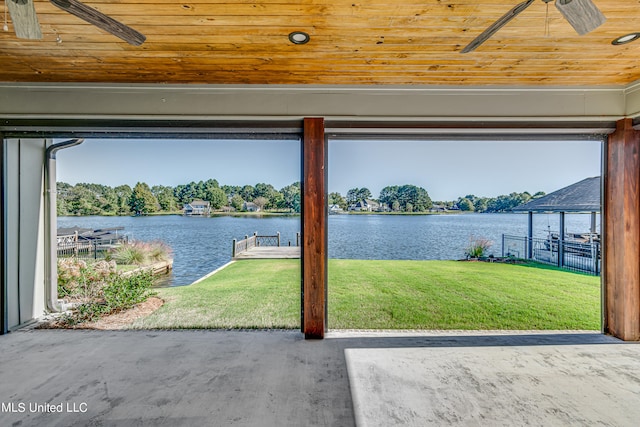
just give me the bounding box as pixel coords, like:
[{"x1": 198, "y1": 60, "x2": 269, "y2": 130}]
[
  {"x1": 103, "y1": 271, "x2": 155, "y2": 310},
  {"x1": 56, "y1": 263, "x2": 156, "y2": 326}
]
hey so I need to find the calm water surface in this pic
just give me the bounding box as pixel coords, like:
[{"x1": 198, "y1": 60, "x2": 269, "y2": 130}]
[{"x1": 58, "y1": 213, "x2": 598, "y2": 287}]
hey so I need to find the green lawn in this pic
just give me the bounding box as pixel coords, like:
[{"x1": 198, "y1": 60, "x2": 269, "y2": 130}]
[{"x1": 132, "y1": 259, "x2": 600, "y2": 330}]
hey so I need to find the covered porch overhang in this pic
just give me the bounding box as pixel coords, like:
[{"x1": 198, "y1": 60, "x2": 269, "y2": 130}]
[{"x1": 2, "y1": 82, "x2": 640, "y2": 341}]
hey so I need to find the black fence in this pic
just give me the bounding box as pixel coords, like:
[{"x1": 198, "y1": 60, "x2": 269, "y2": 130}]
[
  {"x1": 502, "y1": 234, "x2": 600, "y2": 275},
  {"x1": 57, "y1": 235, "x2": 128, "y2": 260}
]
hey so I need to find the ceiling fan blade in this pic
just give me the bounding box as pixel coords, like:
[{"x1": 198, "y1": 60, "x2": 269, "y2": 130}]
[
  {"x1": 49, "y1": 0, "x2": 146, "y2": 46},
  {"x1": 461, "y1": 0, "x2": 535, "y2": 54},
  {"x1": 555, "y1": 0, "x2": 606, "y2": 35},
  {"x1": 6, "y1": 0, "x2": 42, "y2": 39}
]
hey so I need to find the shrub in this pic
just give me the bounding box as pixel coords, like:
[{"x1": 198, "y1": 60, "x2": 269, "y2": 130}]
[
  {"x1": 57, "y1": 258, "x2": 116, "y2": 301},
  {"x1": 103, "y1": 271, "x2": 155, "y2": 310},
  {"x1": 56, "y1": 259, "x2": 156, "y2": 326},
  {"x1": 55, "y1": 239, "x2": 168, "y2": 326},
  {"x1": 111, "y1": 242, "x2": 148, "y2": 265},
  {"x1": 110, "y1": 240, "x2": 172, "y2": 265},
  {"x1": 465, "y1": 236, "x2": 493, "y2": 259},
  {"x1": 147, "y1": 241, "x2": 172, "y2": 262}
]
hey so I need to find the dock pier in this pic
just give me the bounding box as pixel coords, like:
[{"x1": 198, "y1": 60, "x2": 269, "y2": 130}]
[{"x1": 232, "y1": 232, "x2": 300, "y2": 259}]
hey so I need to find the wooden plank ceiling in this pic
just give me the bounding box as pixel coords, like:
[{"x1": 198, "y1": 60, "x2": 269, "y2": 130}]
[{"x1": 1, "y1": 0, "x2": 639, "y2": 85}]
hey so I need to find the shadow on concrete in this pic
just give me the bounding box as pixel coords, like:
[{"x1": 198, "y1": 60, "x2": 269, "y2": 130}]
[{"x1": 0, "y1": 330, "x2": 636, "y2": 426}]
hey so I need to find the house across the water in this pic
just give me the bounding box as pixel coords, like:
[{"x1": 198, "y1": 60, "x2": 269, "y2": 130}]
[
  {"x1": 183, "y1": 200, "x2": 211, "y2": 216},
  {"x1": 349, "y1": 199, "x2": 388, "y2": 212},
  {"x1": 329, "y1": 204, "x2": 344, "y2": 214},
  {"x1": 243, "y1": 201, "x2": 260, "y2": 212}
]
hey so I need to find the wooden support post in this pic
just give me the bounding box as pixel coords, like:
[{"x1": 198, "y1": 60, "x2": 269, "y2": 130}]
[
  {"x1": 604, "y1": 118, "x2": 640, "y2": 341},
  {"x1": 302, "y1": 117, "x2": 327, "y2": 339}
]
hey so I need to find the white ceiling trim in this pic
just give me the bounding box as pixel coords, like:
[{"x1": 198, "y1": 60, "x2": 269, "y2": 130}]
[{"x1": 0, "y1": 82, "x2": 633, "y2": 123}]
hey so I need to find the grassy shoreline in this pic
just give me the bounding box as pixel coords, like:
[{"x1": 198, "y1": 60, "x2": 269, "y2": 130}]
[{"x1": 133, "y1": 259, "x2": 600, "y2": 330}]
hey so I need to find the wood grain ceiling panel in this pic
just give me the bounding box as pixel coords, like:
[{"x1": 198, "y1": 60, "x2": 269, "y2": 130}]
[{"x1": 1, "y1": 0, "x2": 639, "y2": 85}]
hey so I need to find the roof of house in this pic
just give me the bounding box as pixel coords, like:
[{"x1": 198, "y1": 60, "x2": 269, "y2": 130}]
[
  {"x1": 513, "y1": 177, "x2": 601, "y2": 213},
  {"x1": 186, "y1": 200, "x2": 210, "y2": 207}
]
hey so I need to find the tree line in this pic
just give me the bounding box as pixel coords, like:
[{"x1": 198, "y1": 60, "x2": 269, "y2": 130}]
[
  {"x1": 329, "y1": 186, "x2": 545, "y2": 213},
  {"x1": 56, "y1": 179, "x2": 544, "y2": 216},
  {"x1": 454, "y1": 191, "x2": 545, "y2": 213},
  {"x1": 56, "y1": 180, "x2": 301, "y2": 216}
]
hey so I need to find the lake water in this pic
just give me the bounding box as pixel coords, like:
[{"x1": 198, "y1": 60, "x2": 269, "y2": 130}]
[{"x1": 58, "y1": 213, "x2": 598, "y2": 287}]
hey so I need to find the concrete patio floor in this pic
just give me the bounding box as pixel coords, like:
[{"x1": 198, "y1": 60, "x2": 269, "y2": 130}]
[{"x1": 1, "y1": 330, "x2": 639, "y2": 426}]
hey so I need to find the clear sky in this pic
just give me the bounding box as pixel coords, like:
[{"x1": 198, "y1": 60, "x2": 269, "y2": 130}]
[{"x1": 57, "y1": 138, "x2": 602, "y2": 201}]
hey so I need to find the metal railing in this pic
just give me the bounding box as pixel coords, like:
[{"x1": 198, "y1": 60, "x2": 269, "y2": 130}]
[
  {"x1": 502, "y1": 234, "x2": 600, "y2": 275},
  {"x1": 232, "y1": 232, "x2": 300, "y2": 257},
  {"x1": 57, "y1": 234, "x2": 128, "y2": 260}
]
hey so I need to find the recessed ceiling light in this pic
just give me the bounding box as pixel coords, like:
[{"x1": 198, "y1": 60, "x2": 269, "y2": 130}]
[
  {"x1": 612, "y1": 33, "x2": 640, "y2": 45},
  {"x1": 288, "y1": 31, "x2": 310, "y2": 45}
]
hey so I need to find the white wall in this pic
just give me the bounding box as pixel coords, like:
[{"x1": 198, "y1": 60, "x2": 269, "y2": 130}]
[{"x1": 3, "y1": 138, "x2": 47, "y2": 330}]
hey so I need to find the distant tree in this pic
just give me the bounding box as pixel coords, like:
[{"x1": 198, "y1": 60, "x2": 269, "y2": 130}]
[
  {"x1": 379, "y1": 185, "x2": 399, "y2": 209},
  {"x1": 254, "y1": 183, "x2": 276, "y2": 198},
  {"x1": 346, "y1": 187, "x2": 372, "y2": 205},
  {"x1": 152, "y1": 185, "x2": 177, "y2": 212},
  {"x1": 129, "y1": 182, "x2": 158, "y2": 215},
  {"x1": 192, "y1": 180, "x2": 207, "y2": 200},
  {"x1": 222, "y1": 185, "x2": 241, "y2": 198},
  {"x1": 281, "y1": 182, "x2": 301, "y2": 212},
  {"x1": 357, "y1": 187, "x2": 372, "y2": 201},
  {"x1": 457, "y1": 198, "x2": 475, "y2": 212},
  {"x1": 67, "y1": 185, "x2": 101, "y2": 216},
  {"x1": 473, "y1": 198, "x2": 488, "y2": 213},
  {"x1": 205, "y1": 187, "x2": 227, "y2": 209},
  {"x1": 204, "y1": 178, "x2": 220, "y2": 189},
  {"x1": 346, "y1": 188, "x2": 359, "y2": 205},
  {"x1": 253, "y1": 196, "x2": 268, "y2": 211},
  {"x1": 200, "y1": 179, "x2": 224, "y2": 209},
  {"x1": 56, "y1": 182, "x2": 73, "y2": 215},
  {"x1": 328, "y1": 192, "x2": 347, "y2": 210},
  {"x1": 173, "y1": 184, "x2": 191, "y2": 205},
  {"x1": 114, "y1": 185, "x2": 133, "y2": 215},
  {"x1": 240, "y1": 185, "x2": 255, "y2": 201},
  {"x1": 87, "y1": 183, "x2": 117, "y2": 214},
  {"x1": 397, "y1": 184, "x2": 431, "y2": 212},
  {"x1": 252, "y1": 183, "x2": 281, "y2": 209},
  {"x1": 486, "y1": 192, "x2": 531, "y2": 212},
  {"x1": 230, "y1": 194, "x2": 244, "y2": 211},
  {"x1": 532, "y1": 191, "x2": 546, "y2": 199}
]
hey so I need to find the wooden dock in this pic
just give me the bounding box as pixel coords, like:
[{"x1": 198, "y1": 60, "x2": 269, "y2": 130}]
[
  {"x1": 232, "y1": 232, "x2": 301, "y2": 259},
  {"x1": 233, "y1": 246, "x2": 300, "y2": 259}
]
